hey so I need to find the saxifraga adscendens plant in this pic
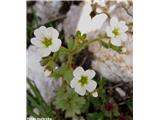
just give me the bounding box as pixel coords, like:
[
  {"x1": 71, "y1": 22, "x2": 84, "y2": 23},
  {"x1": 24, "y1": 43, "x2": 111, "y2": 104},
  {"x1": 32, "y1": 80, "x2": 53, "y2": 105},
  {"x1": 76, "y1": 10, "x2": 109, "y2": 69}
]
[{"x1": 30, "y1": 24, "x2": 125, "y2": 118}]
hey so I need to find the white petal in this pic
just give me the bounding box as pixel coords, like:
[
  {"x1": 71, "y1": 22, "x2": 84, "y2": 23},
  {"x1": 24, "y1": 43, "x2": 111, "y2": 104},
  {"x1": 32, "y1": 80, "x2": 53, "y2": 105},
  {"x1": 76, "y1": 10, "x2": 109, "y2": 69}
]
[
  {"x1": 34, "y1": 26, "x2": 46, "y2": 38},
  {"x1": 31, "y1": 38, "x2": 42, "y2": 47},
  {"x1": 110, "y1": 16, "x2": 119, "y2": 28},
  {"x1": 75, "y1": 85, "x2": 86, "y2": 96},
  {"x1": 39, "y1": 48, "x2": 51, "y2": 57},
  {"x1": 90, "y1": 13, "x2": 107, "y2": 31},
  {"x1": 73, "y1": 66, "x2": 84, "y2": 78},
  {"x1": 47, "y1": 27, "x2": 59, "y2": 39},
  {"x1": 119, "y1": 33, "x2": 128, "y2": 41},
  {"x1": 70, "y1": 77, "x2": 78, "y2": 88},
  {"x1": 111, "y1": 38, "x2": 122, "y2": 46},
  {"x1": 106, "y1": 27, "x2": 114, "y2": 37},
  {"x1": 86, "y1": 80, "x2": 97, "y2": 92},
  {"x1": 119, "y1": 21, "x2": 128, "y2": 32},
  {"x1": 49, "y1": 39, "x2": 61, "y2": 52},
  {"x1": 92, "y1": 91, "x2": 98, "y2": 97},
  {"x1": 84, "y1": 69, "x2": 96, "y2": 79}
]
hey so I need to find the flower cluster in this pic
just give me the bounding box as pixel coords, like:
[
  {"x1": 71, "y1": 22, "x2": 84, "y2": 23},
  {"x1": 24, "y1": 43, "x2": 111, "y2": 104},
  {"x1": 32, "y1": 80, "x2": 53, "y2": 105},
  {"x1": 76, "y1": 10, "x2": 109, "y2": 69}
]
[
  {"x1": 30, "y1": 11, "x2": 128, "y2": 97},
  {"x1": 30, "y1": 26, "x2": 98, "y2": 97}
]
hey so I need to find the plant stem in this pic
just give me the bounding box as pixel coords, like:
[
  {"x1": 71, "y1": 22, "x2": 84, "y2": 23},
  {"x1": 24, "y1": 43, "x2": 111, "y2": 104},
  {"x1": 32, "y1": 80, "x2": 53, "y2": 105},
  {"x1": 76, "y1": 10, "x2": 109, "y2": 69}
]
[
  {"x1": 73, "y1": 37, "x2": 106, "y2": 55},
  {"x1": 66, "y1": 54, "x2": 73, "y2": 67}
]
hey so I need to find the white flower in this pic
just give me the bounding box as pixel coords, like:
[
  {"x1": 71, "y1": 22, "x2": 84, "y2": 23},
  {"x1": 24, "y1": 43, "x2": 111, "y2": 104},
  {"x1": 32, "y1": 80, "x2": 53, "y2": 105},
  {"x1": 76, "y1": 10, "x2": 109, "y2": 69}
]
[
  {"x1": 31, "y1": 26, "x2": 62, "y2": 57},
  {"x1": 70, "y1": 66, "x2": 97, "y2": 96},
  {"x1": 106, "y1": 16, "x2": 128, "y2": 46}
]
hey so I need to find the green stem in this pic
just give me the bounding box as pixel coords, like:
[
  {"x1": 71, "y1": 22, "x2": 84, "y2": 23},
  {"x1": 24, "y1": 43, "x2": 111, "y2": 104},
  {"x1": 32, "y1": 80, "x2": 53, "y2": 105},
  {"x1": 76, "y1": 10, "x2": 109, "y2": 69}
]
[
  {"x1": 73, "y1": 37, "x2": 105, "y2": 55},
  {"x1": 66, "y1": 54, "x2": 73, "y2": 67}
]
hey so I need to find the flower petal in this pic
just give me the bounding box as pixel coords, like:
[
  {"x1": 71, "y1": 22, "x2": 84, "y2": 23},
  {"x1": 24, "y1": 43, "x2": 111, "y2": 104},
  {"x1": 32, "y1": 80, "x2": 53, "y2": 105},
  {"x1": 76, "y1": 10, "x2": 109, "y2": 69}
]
[
  {"x1": 119, "y1": 33, "x2": 128, "y2": 41},
  {"x1": 106, "y1": 27, "x2": 114, "y2": 37},
  {"x1": 111, "y1": 38, "x2": 122, "y2": 46},
  {"x1": 90, "y1": 13, "x2": 107, "y2": 31},
  {"x1": 84, "y1": 69, "x2": 96, "y2": 79},
  {"x1": 31, "y1": 38, "x2": 42, "y2": 47},
  {"x1": 75, "y1": 84, "x2": 86, "y2": 96},
  {"x1": 86, "y1": 80, "x2": 97, "y2": 92},
  {"x1": 34, "y1": 26, "x2": 46, "y2": 38},
  {"x1": 110, "y1": 16, "x2": 119, "y2": 28},
  {"x1": 39, "y1": 48, "x2": 51, "y2": 57},
  {"x1": 73, "y1": 66, "x2": 84, "y2": 78},
  {"x1": 49, "y1": 39, "x2": 61, "y2": 52},
  {"x1": 119, "y1": 21, "x2": 128, "y2": 32},
  {"x1": 47, "y1": 27, "x2": 59, "y2": 39},
  {"x1": 70, "y1": 77, "x2": 78, "y2": 88}
]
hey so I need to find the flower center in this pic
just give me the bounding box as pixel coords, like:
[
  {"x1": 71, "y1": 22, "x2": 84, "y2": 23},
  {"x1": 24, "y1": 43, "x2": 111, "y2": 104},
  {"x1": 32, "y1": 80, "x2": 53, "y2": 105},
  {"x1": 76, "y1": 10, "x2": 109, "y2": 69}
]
[
  {"x1": 112, "y1": 28, "x2": 121, "y2": 36},
  {"x1": 41, "y1": 37, "x2": 52, "y2": 48},
  {"x1": 78, "y1": 76, "x2": 88, "y2": 86}
]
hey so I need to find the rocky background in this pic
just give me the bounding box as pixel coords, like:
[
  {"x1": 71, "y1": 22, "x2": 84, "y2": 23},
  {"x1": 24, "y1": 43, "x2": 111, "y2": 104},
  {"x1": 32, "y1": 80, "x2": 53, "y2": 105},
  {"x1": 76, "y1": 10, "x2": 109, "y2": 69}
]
[{"x1": 27, "y1": 1, "x2": 133, "y2": 119}]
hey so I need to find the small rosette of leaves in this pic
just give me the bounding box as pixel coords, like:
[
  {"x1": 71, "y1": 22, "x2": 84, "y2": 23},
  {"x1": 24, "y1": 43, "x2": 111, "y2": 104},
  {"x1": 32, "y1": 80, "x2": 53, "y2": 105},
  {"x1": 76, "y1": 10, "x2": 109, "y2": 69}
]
[{"x1": 53, "y1": 87, "x2": 86, "y2": 118}]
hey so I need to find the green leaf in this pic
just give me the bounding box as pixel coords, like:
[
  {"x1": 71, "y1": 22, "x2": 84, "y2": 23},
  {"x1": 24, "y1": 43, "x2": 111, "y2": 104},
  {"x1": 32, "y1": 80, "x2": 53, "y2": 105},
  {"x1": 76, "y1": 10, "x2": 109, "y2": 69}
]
[
  {"x1": 51, "y1": 64, "x2": 67, "y2": 79},
  {"x1": 110, "y1": 43, "x2": 122, "y2": 52},
  {"x1": 100, "y1": 40, "x2": 122, "y2": 52},
  {"x1": 27, "y1": 94, "x2": 46, "y2": 116},
  {"x1": 76, "y1": 31, "x2": 81, "y2": 37},
  {"x1": 67, "y1": 38, "x2": 75, "y2": 49},
  {"x1": 58, "y1": 47, "x2": 68, "y2": 55},
  {"x1": 51, "y1": 64, "x2": 73, "y2": 83},
  {"x1": 82, "y1": 33, "x2": 87, "y2": 39},
  {"x1": 54, "y1": 87, "x2": 86, "y2": 118},
  {"x1": 27, "y1": 79, "x2": 55, "y2": 118},
  {"x1": 40, "y1": 57, "x2": 50, "y2": 66},
  {"x1": 106, "y1": 111, "x2": 112, "y2": 118},
  {"x1": 101, "y1": 40, "x2": 109, "y2": 48},
  {"x1": 88, "y1": 112, "x2": 105, "y2": 120},
  {"x1": 27, "y1": 105, "x2": 39, "y2": 118},
  {"x1": 127, "y1": 99, "x2": 133, "y2": 112},
  {"x1": 75, "y1": 31, "x2": 87, "y2": 44},
  {"x1": 80, "y1": 101, "x2": 90, "y2": 113},
  {"x1": 46, "y1": 60, "x2": 55, "y2": 68},
  {"x1": 27, "y1": 79, "x2": 44, "y2": 103},
  {"x1": 64, "y1": 67, "x2": 73, "y2": 84},
  {"x1": 113, "y1": 109, "x2": 120, "y2": 117},
  {"x1": 112, "y1": 103, "x2": 120, "y2": 117}
]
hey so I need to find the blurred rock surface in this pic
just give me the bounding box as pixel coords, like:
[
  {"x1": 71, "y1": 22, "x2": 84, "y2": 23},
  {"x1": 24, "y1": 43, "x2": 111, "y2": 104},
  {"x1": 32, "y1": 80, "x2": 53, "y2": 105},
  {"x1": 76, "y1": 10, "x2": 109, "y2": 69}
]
[{"x1": 63, "y1": 1, "x2": 133, "y2": 83}]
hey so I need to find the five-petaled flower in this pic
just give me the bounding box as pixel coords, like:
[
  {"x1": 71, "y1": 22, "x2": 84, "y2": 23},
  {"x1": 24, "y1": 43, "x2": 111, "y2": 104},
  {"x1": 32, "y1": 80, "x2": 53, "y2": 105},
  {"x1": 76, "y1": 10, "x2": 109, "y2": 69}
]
[
  {"x1": 31, "y1": 26, "x2": 62, "y2": 57},
  {"x1": 105, "y1": 16, "x2": 128, "y2": 46},
  {"x1": 70, "y1": 66, "x2": 97, "y2": 96}
]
